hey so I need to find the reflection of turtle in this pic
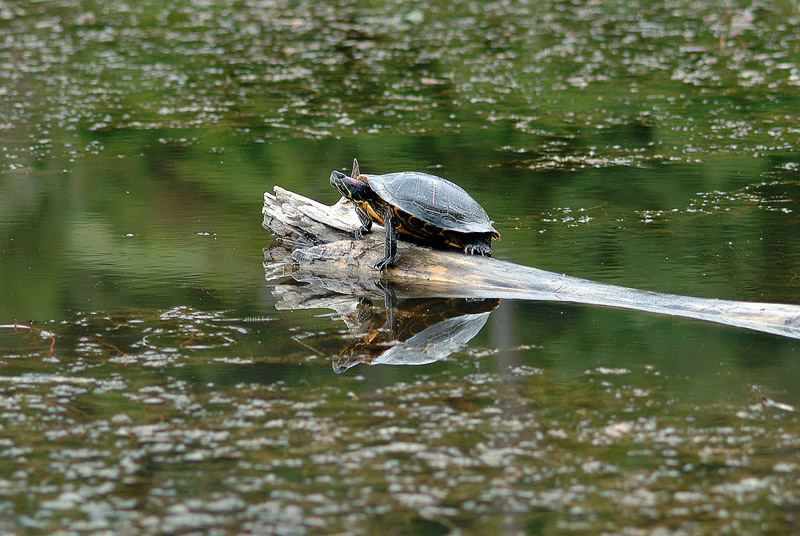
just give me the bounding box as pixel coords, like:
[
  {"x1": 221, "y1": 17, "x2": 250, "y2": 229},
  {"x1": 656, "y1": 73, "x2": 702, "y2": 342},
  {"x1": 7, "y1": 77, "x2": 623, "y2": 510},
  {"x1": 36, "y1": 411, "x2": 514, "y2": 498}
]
[
  {"x1": 333, "y1": 297, "x2": 500, "y2": 373},
  {"x1": 330, "y1": 159, "x2": 500, "y2": 270}
]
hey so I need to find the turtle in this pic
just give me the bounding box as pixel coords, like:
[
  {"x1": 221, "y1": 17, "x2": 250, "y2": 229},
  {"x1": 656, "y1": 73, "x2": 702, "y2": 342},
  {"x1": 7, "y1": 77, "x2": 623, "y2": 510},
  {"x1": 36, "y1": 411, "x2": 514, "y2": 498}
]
[{"x1": 330, "y1": 158, "x2": 500, "y2": 270}]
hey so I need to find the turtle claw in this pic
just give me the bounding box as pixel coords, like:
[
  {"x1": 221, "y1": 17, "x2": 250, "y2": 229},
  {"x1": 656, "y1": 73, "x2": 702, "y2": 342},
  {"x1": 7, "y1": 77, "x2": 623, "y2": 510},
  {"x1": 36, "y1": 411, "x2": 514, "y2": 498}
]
[
  {"x1": 374, "y1": 258, "x2": 392, "y2": 271},
  {"x1": 374, "y1": 251, "x2": 397, "y2": 271},
  {"x1": 354, "y1": 225, "x2": 371, "y2": 240},
  {"x1": 464, "y1": 243, "x2": 492, "y2": 257}
]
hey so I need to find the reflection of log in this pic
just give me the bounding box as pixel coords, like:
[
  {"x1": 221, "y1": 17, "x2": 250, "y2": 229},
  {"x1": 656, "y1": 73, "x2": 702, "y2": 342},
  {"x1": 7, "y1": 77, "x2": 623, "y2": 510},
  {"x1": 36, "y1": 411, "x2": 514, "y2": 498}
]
[
  {"x1": 334, "y1": 298, "x2": 499, "y2": 373},
  {"x1": 269, "y1": 277, "x2": 498, "y2": 372},
  {"x1": 263, "y1": 186, "x2": 800, "y2": 340}
]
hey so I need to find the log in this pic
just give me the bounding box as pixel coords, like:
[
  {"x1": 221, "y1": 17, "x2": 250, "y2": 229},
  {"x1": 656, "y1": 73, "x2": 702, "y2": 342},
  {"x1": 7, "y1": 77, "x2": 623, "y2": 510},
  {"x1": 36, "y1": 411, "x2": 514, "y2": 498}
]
[{"x1": 262, "y1": 186, "x2": 800, "y2": 340}]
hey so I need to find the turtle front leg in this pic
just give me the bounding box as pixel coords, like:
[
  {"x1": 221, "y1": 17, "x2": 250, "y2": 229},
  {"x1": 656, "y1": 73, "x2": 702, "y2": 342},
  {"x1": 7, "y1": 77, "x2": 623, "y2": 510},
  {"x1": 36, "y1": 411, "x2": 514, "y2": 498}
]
[
  {"x1": 374, "y1": 207, "x2": 397, "y2": 271},
  {"x1": 354, "y1": 205, "x2": 372, "y2": 240}
]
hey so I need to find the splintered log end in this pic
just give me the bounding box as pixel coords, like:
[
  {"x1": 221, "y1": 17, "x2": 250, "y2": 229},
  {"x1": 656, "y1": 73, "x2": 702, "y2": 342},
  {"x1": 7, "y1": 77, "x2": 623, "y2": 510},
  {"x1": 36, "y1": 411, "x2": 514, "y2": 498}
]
[{"x1": 263, "y1": 186, "x2": 363, "y2": 240}]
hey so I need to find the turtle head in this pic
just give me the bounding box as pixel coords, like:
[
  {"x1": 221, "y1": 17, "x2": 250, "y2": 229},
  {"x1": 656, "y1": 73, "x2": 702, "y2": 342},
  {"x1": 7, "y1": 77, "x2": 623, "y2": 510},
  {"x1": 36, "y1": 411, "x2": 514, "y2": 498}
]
[{"x1": 330, "y1": 158, "x2": 370, "y2": 201}]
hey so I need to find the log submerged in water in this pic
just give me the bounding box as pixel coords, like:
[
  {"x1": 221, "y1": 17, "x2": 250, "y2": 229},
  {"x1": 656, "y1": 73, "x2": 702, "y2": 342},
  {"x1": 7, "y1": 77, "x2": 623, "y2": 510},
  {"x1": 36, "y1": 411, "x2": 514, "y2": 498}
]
[{"x1": 262, "y1": 186, "x2": 800, "y2": 340}]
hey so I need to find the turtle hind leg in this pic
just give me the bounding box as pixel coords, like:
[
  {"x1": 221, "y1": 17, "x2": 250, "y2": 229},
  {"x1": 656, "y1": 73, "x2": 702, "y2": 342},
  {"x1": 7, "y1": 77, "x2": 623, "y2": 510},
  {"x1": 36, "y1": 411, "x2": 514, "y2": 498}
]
[
  {"x1": 462, "y1": 235, "x2": 493, "y2": 257},
  {"x1": 374, "y1": 208, "x2": 398, "y2": 270}
]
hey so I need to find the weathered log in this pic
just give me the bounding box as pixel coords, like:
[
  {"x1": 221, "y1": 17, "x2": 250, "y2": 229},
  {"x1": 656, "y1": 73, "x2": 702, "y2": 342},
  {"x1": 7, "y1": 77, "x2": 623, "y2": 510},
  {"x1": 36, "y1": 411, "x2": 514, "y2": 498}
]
[{"x1": 262, "y1": 186, "x2": 800, "y2": 340}]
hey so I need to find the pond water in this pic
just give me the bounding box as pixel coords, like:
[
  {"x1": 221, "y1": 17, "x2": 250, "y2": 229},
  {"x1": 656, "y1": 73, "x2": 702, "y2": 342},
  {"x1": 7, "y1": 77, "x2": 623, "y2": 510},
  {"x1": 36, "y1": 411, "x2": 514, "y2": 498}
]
[{"x1": 2, "y1": 1, "x2": 800, "y2": 534}]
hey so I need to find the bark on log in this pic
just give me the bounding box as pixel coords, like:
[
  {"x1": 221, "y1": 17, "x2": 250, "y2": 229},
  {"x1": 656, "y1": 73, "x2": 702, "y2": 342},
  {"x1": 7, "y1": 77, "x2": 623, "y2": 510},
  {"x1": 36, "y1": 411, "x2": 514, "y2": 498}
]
[{"x1": 262, "y1": 186, "x2": 800, "y2": 340}]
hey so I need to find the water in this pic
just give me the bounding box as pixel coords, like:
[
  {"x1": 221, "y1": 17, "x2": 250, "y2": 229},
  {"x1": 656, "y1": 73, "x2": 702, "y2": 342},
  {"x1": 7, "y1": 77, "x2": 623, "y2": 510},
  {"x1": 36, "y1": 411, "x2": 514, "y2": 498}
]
[{"x1": 2, "y1": 1, "x2": 800, "y2": 534}]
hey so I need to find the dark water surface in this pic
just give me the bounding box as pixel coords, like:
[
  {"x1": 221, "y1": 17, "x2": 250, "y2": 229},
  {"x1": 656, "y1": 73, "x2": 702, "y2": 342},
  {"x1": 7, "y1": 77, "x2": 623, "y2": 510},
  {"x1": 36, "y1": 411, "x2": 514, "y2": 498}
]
[{"x1": 2, "y1": 1, "x2": 800, "y2": 534}]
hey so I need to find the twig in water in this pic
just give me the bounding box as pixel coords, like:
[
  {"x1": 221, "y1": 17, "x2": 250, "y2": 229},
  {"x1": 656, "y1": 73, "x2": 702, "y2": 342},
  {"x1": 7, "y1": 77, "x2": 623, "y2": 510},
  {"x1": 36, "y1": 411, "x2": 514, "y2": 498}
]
[{"x1": 0, "y1": 321, "x2": 56, "y2": 357}]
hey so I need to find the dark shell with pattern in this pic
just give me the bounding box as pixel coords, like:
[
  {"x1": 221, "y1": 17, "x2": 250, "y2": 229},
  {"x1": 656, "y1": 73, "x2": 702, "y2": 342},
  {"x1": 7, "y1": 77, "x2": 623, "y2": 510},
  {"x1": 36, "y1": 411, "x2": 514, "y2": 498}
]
[{"x1": 364, "y1": 171, "x2": 499, "y2": 239}]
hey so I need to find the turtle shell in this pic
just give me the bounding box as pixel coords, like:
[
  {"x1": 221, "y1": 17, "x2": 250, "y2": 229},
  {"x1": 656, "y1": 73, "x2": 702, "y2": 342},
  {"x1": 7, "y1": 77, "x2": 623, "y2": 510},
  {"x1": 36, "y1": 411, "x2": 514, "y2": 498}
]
[{"x1": 364, "y1": 171, "x2": 499, "y2": 236}]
